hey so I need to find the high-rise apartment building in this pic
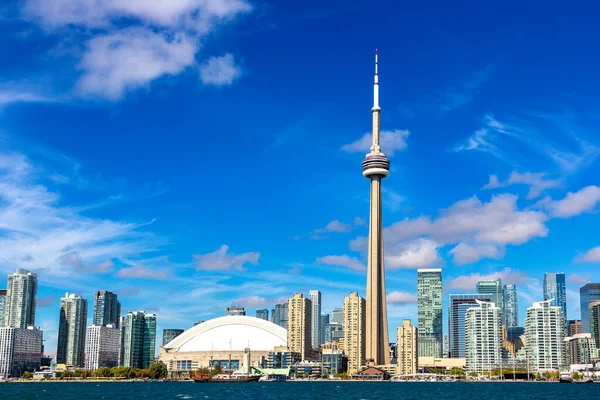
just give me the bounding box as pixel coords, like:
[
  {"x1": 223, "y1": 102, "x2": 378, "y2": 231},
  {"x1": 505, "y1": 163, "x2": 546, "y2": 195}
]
[
  {"x1": 568, "y1": 320, "x2": 582, "y2": 337},
  {"x1": 57, "y1": 293, "x2": 88, "y2": 367},
  {"x1": 343, "y1": 292, "x2": 366, "y2": 374},
  {"x1": 589, "y1": 300, "x2": 600, "y2": 349},
  {"x1": 309, "y1": 290, "x2": 322, "y2": 349},
  {"x1": 93, "y1": 291, "x2": 121, "y2": 328},
  {"x1": 503, "y1": 284, "x2": 518, "y2": 327},
  {"x1": 0, "y1": 326, "x2": 43, "y2": 378},
  {"x1": 0, "y1": 289, "x2": 6, "y2": 324},
  {"x1": 448, "y1": 293, "x2": 492, "y2": 358},
  {"x1": 418, "y1": 268, "x2": 442, "y2": 357},
  {"x1": 255, "y1": 309, "x2": 268, "y2": 321},
  {"x1": 397, "y1": 319, "x2": 418, "y2": 375},
  {"x1": 84, "y1": 324, "x2": 120, "y2": 370},
  {"x1": 524, "y1": 300, "x2": 565, "y2": 370},
  {"x1": 162, "y1": 328, "x2": 184, "y2": 346},
  {"x1": 320, "y1": 313, "x2": 329, "y2": 345},
  {"x1": 580, "y1": 283, "x2": 600, "y2": 333},
  {"x1": 226, "y1": 306, "x2": 246, "y2": 316},
  {"x1": 465, "y1": 301, "x2": 502, "y2": 373},
  {"x1": 271, "y1": 303, "x2": 288, "y2": 329},
  {"x1": 564, "y1": 333, "x2": 598, "y2": 366},
  {"x1": 477, "y1": 279, "x2": 503, "y2": 318},
  {"x1": 543, "y1": 273, "x2": 567, "y2": 331},
  {"x1": 3, "y1": 269, "x2": 37, "y2": 328},
  {"x1": 122, "y1": 311, "x2": 156, "y2": 369},
  {"x1": 287, "y1": 293, "x2": 312, "y2": 360}
]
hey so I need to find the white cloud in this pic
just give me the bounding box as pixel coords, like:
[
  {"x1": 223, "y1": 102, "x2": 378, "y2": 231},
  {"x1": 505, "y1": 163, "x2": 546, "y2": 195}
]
[
  {"x1": 0, "y1": 151, "x2": 162, "y2": 280},
  {"x1": 575, "y1": 246, "x2": 600, "y2": 263},
  {"x1": 77, "y1": 28, "x2": 197, "y2": 100},
  {"x1": 0, "y1": 87, "x2": 52, "y2": 107},
  {"x1": 353, "y1": 217, "x2": 366, "y2": 227},
  {"x1": 199, "y1": 54, "x2": 242, "y2": 86},
  {"x1": 547, "y1": 186, "x2": 600, "y2": 218},
  {"x1": 341, "y1": 130, "x2": 410, "y2": 156},
  {"x1": 446, "y1": 268, "x2": 529, "y2": 291},
  {"x1": 22, "y1": 0, "x2": 251, "y2": 99},
  {"x1": 350, "y1": 194, "x2": 548, "y2": 266},
  {"x1": 386, "y1": 238, "x2": 443, "y2": 269},
  {"x1": 116, "y1": 265, "x2": 169, "y2": 280},
  {"x1": 316, "y1": 255, "x2": 365, "y2": 271},
  {"x1": 449, "y1": 243, "x2": 504, "y2": 265},
  {"x1": 233, "y1": 295, "x2": 269, "y2": 308},
  {"x1": 194, "y1": 245, "x2": 260, "y2": 271},
  {"x1": 23, "y1": 0, "x2": 252, "y2": 30},
  {"x1": 318, "y1": 220, "x2": 351, "y2": 233},
  {"x1": 387, "y1": 291, "x2": 417, "y2": 305},
  {"x1": 483, "y1": 171, "x2": 563, "y2": 199}
]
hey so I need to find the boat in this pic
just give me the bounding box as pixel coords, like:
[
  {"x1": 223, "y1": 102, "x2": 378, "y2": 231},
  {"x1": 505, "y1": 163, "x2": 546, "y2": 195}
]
[
  {"x1": 559, "y1": 374, "x2": 573, "y2": 383},
  {"x1": 193, "y1": 372, "x2": 262, "y2": 383}
]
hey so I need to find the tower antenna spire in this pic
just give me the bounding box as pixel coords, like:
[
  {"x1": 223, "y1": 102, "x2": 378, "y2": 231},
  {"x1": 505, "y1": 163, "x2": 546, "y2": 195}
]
[{"x1": 373, "y1": 49, "x2": 379, "y2": 110}]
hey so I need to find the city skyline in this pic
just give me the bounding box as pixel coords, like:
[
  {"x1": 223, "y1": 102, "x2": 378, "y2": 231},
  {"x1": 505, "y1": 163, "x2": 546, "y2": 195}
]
[{"x1": 1, "y1": 0, "x2": 600, "y2": 355}]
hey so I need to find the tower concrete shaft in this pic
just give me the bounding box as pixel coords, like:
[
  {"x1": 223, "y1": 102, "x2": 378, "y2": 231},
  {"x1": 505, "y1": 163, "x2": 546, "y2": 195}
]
[{"x1": 362, "y1": 50, "x2": 390, "y2": 366}]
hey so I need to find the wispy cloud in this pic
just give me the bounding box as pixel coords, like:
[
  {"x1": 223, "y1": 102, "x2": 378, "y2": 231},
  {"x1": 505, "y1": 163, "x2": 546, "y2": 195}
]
[
  {"x1": 315, "y1": 255, "x2": 365, "y2": 271},
  {"x1": 199, "y1": 54, "x2": 242, "y2": 86},
  {"x1": 341, "y1": 130, "x2": 410, "y2": 156},
  {"x1": 387, "y1": 291, "x2": 417, "y2": 305},
  {"x1": 483, "y1": 171, "x2": 563, "y2": 199},
  {"x1": 116, "y1": 265, "x2": 169, "y2": 280},
  {"x1": 19, "y1": 0, "x2": 252, "y2": 100},
  {"x1": 446, "y1": 268, "x2": 529, "y2": 291},
  {"x1": 575, "y1": 246, "x2": 600, "y2": 263},
  {"x1": 194, "y1": 245, "x2": 260, "y2": 271}
]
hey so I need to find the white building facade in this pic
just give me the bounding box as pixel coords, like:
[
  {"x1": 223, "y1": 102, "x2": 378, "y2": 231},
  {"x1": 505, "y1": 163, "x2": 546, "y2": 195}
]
[
  {"x1": 309, "y1": 290, "x2": 321, "y2": 349},
  {"x1": 0, "y1": 326, "x2": 43, "y2": 378},
  {"x1": 85, "y1": 325, "x2": 120, "y2": 370},
  {"x1": 564, "y1": 333, "x2": 598, "y2": 366},
  {"x1": 524, "y1": 300, "x2": 565, "y2": 371},
  {"x1": 465, "y1": 301, "x2": 502, "y2": 373}
]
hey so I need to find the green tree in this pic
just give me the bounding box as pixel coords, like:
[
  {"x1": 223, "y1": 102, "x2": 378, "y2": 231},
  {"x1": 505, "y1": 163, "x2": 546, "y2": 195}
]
[
  {"x1": 212, "y1": 364, "x2": 222, "y2": 375},
  {"x1": 95, "y1": 367, "x2": 112, "y2": 378},
  {"x1": 535, "y1": 372, "x2": 542, "y2": 381},
  {"x1": 572, "y1": 372, "x2": 580, "y2": 380},
  {"x1": 196, "y1": 367, "x2": 211, "y2": 376},
  {"x1": 149, "y1": 363, "x2": 167, "y2": 379},
  {"x1": 449, "y1": 367, "x2": 465, "y2": 376},
  {"x1": 61, "y1": 370, "x2": 74, "y2": 379},
  {"x1": 21, "y1": 371, "x2": 33, "y2": 379}
]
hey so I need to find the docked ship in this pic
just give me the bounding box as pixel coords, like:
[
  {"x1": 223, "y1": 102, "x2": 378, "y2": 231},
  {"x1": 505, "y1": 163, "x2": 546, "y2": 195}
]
[{"x1": 193, "y1": 372, "x2": 261, "y2": 383}]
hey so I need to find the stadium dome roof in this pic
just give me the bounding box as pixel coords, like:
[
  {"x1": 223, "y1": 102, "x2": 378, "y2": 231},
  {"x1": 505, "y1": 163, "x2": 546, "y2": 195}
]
[{"x1": 163, "y1": 315, "x2": 287, "y2": 352}]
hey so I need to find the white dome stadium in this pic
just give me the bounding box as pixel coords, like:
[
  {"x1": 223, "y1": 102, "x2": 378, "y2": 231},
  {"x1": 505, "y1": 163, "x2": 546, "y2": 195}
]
[{"x1": 163, "y1": 315, "x2": 287, "y2": 352}]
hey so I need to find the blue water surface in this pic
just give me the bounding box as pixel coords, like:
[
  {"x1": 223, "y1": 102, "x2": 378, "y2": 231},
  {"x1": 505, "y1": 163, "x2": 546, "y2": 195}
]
[{"x1": 2, "y1": 381, "x2": 600, "y2": 400}]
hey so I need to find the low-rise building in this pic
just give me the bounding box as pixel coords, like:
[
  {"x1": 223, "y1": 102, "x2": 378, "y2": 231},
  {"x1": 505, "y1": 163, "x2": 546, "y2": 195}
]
[
  {"x1": 291, "y1": 361, "x2": 323, "y2": 377},
  {"x1": 267, "y1": 346, "x2": 301, "y2": 369},
  {"x1": 321, "y1": 341, "x2": 347, "y2": 375},
  {"x1": 564, "y1": 333, "x2": 598, "y2": 366}
]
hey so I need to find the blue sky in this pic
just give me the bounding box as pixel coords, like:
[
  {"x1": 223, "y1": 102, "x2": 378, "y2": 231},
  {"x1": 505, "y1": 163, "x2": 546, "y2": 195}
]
[{"x1": 1, "y1": 1, "x2": 600, "y2": 355}]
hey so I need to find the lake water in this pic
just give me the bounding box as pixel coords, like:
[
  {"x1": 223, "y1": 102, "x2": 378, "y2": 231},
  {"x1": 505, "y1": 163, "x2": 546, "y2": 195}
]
[{"x1": 3, "y1": 381, "x2": 600, "y2": 399}]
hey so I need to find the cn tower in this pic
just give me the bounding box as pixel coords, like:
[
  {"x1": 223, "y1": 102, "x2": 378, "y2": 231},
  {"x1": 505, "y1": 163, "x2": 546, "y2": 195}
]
[{"x1": 363, "y1": 49, "x2": 391, "y2": 366}]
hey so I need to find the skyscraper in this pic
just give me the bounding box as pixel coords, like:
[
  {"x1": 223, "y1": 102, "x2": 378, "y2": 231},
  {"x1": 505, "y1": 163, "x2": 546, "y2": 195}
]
[
  {"x1": 3, "y1": 269, "x2": 37, "y2": 328},
  {"x1": 320, "y1": 313, "x2": 329, "y2": 345},
  {"x1": 226, "y1": 306, "x2": 246, "y2": 316},
  {"x1": 363, "y1": 50, "x2": 391, "y2": 366},
  {"x1": 255, "y1": 309, "x2": 268, "y2": 321},
  {"x1": 0, "y1": 326, "x2": 43, "y2": 378},
  {"x1": 0, "y1": 289, "x2": 6, "y2": 324},
  {"x1": 524, "y1": 300, "x2": 565, "y2": 370},
  {"x1": 418, "y1": 268, "x2": 442, "y2": 357},
  {"x1": 331, "y1": 308, "x2": 344, "y2": 324},
  {"x1": 465, "y1": 301, "x2": 502, "y2": 373},
  {"x1": 93, "y1": 290, "x2": 121, "y2": 328},
  {"x1": 344, "y1": 292, "x2": 366, "y2": 374},
  {"x1": 122, "y1": 311, "x2": 156, "y2": 369},
  {"x1": 287, "y1": 293, "x2": 311, "y2": 360},
  {"x1": 543, "y1": 272, "x2": 567, "y2": 331},
  {"x1": 580, "y1": 283, "x2": 600, "y2": 333},
  {"x1": 162, "y1": 328, "x2": 184, "y2": 346},
  {"x1": 271, "y1": 303, "x2": 288, "y2": 329},
  {"x1": 568, "y1": 320, "x2": 582, "y2": 337},
  {"x1": 397, "y1": 319, "x2": 418, "y2": 376},
  {"x1": 589, "y1": 300, "x2": 600, "y2": 349},
  {"x1": 56, "y1": 293, "x2": 88, "y2": 367},
  {"x1": 503, "y1": 284, "x2": 518, "y2": 327},
  {"x1": 448, "y1": 293, "x2": 492, "y2": 358},
  {"x1": 477, "y1": 279, "x2": 503, "y2": 317},
  {"x1": 309, "y1": 290, "x2": 322, "y2": 349},
  {"x1": 85, "y1": 324, "x2": 120, "y2": 370}
]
